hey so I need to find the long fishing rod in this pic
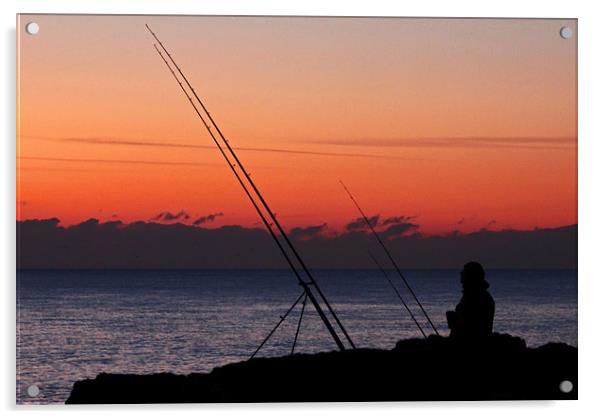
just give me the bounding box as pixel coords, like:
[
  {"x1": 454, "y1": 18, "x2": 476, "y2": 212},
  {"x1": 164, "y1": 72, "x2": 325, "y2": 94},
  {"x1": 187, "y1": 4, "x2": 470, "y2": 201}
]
[
  {"x1": 340, "y1": 181, "x2": 440, "y2": 336},
  {"x1": 368, "y1": 252, "x2": 427, "y2": 339},
  {"x1": 151, "y1": 43, "x2": 346, "y2": 352},
  {"x1": 147, "y1": 24, "x2": 356, "y2": 350}
]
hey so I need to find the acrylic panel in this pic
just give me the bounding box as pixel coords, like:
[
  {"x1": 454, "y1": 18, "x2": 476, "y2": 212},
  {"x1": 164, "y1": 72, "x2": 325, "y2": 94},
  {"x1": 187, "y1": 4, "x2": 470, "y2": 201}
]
[{"x1": 16, "y1": 15, "x2": 577, "y2": 404}]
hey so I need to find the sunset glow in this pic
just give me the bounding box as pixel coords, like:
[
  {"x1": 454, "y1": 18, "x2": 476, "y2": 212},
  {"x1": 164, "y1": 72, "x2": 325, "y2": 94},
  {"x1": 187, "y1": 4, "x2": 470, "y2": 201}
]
[{"x1": 17, "y1": 15, "x2": 577, "y2": 235}]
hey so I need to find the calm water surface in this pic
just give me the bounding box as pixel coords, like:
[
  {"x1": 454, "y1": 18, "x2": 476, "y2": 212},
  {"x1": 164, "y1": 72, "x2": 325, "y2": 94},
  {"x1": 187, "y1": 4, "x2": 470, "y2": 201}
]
[{"x1": 16, "y1": 269, "x2": 577, "y2": 403}]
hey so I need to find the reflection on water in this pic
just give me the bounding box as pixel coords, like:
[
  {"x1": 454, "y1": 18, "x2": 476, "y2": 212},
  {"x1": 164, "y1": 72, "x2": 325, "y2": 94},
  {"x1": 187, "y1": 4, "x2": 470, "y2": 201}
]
[{"x1": 16, "y1": 269, "x2": 577, "y2": 403}]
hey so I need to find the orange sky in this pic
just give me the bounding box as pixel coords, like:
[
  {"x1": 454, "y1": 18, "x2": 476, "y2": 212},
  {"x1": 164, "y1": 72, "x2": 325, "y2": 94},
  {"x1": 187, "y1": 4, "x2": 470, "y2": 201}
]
[{"x1": 16, "y1": 15, "x2": 577, "y2": 235}]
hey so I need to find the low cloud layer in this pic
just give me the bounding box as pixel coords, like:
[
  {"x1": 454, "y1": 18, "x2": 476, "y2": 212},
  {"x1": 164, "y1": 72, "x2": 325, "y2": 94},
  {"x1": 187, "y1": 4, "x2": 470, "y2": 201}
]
[
  {"x1": 346, "y1": 215, "x2": 380, "y2": 231},
  {"x1": 151, "y1": 210, "x2": 190, "y2": 222},
  {"x1": 380, "y1": 222, "x2": 419, "y2": 239},
  {"x1": 17, "y1": 218, "x2": 577, "y2": 269},
  {"x1": 289, "y1": 223, "x2": 328, "y2": 240},
  {"x1": 382, "y1": 215, "x2": 415, "y2": 225},
  {"x1": 193, "y1": 212, "x2": 224, "y2": 226}
]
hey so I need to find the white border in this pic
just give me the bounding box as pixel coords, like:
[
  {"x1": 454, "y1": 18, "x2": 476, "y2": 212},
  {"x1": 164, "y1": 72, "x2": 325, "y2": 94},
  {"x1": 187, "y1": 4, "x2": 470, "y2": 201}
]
[{"x1": 3, "y1": 1, "x2": 601, "y2": 418}]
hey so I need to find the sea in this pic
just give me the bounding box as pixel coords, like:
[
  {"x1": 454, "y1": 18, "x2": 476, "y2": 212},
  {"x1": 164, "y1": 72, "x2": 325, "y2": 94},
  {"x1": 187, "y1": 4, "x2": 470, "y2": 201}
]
[{"x1": 16, "y1": 269, "x2": 577, "y2": 404}]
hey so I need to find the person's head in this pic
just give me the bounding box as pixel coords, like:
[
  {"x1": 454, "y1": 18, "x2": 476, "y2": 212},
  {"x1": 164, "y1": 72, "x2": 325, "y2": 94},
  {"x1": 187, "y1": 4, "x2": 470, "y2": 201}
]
[{"x1": 461, "y1": 261, "x2": 489, "y2": 292}]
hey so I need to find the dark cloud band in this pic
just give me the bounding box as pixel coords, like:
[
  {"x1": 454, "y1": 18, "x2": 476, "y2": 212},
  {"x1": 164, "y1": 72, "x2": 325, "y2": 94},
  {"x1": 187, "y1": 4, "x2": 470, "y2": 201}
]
[{"x1": 16, "y1": 218, "x2": 576, "y2": 269}]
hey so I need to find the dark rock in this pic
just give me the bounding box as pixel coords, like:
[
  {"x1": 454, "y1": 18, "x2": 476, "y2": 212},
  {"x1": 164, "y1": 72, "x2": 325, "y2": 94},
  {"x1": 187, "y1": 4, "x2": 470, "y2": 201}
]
[{"x1": 66, "y1": 334, "x2": 577, "y2": 403}]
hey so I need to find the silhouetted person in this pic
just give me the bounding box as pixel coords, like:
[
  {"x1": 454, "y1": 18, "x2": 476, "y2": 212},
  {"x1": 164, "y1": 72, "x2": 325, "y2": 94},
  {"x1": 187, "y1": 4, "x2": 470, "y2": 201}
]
[{"x1": 446, "y1": 262, "x2": 495, "y2": 340}]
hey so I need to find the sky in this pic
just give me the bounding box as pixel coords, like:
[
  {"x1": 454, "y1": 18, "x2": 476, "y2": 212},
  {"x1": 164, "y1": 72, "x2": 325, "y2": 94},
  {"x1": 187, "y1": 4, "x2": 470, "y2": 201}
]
[{"x1": 17, "y1": 15, "x2": 577, "y2": 236}]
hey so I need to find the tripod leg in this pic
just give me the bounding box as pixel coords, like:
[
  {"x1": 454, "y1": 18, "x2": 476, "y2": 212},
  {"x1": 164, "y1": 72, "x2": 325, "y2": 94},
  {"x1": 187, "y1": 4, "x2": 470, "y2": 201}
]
[
  {"x1": 250, "y1": 291, "x2": 306, "y2": 359},
  {"x1": 291, "y1": 292, "x2": 309, "y2": 355}
]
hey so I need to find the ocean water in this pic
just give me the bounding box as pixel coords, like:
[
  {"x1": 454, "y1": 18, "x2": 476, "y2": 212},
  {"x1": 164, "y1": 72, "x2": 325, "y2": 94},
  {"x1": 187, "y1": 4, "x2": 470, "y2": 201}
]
[{"x1": 16, "y1": 269, "x2": 577, "y2": 404}]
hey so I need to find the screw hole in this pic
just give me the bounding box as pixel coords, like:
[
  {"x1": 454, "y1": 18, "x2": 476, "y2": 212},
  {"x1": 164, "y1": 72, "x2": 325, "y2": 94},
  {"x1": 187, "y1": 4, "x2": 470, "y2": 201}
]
[
  {"x1": 559, "y1": 26, "x2": 573, "y2": 39},
  {"x1": 25, "y1": 22, "x2": 40, "y2": 35},
  {"x1": 27, "y1": 384, "x2": 40, "y2": 397},
  {"x1": 559, "y1": 380, "x2": 573, "y2": 393}
]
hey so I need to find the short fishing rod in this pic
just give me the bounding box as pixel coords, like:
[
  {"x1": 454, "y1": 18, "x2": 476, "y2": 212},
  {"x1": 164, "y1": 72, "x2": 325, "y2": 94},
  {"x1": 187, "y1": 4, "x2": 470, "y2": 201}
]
[
  {"x1": 368, "y1": 252, "x2": 427, "y2": 339},
  {"x1": 147, "y1": 24, "x2": 355, "y2": 350},
  {"x1": 151, "y1": 43, "x2": 346, "y2": 352},
  {"x1": 340, "y1": 181, "x2": 439, "y2": 336}
]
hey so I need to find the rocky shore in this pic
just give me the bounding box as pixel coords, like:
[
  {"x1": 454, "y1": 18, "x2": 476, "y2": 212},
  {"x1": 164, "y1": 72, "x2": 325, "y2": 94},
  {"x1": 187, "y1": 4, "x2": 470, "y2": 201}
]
[{"x1": 66, "y1": 334, "x2": 577, "y2": 403}]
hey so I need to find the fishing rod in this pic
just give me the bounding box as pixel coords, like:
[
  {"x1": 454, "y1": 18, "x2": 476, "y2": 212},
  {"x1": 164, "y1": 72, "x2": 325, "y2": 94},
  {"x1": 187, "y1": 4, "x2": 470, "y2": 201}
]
[
  {"x1": 340, "y1": 181, "x2": 440, "y2": 336},
  {"x1": 147, "y1": 24, "x2": 355, "y2": 350},
  {"x1": 368, "y1": 252, "x2": 427, "y2": 339},
  {"x1": 151, "y1": 43, "x2": 345, "y2": 352}
]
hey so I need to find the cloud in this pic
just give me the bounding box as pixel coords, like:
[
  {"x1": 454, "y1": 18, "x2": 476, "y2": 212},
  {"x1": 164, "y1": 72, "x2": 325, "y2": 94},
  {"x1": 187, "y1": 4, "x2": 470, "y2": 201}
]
[
  {"x1": 18, "y1": 156, "x2": 220, "y2": 168},
  {"x1": 345, "y1": 214, "x2": 419, "y2": 239},
  {"x1": 26, "y1": 136, "x2": 416, "y2": 161},
  {"x1": 305, "y1": 137, "x2": 576, "y2": 150},
  {"x1": 382, "y1": 215, "x2": 416, "y2": 225},
  {"x1": 73, "y1": 218, "x2": 100, "y2": 228},
  {"x1": 380, "y1": 222, "x2": 419, "y2": 239},
  {"x1": 17, "y1": 166, "x2": 107, "y2": 173},
  {"x1": 18, "y1": 217, "x2": 60, "y2": 229},
  {"x1": 193, "y1": 212, "x2": 224, "y2": 226},
  {"x1": 289, "y1": 223, "x2": 327, "y2": 240},
  {"x1": 151, "y1": 210, "x2": 190, "y2": 222},
  {"x1": 16, "y1": 218, "x2": 577, "y2": 269},
  {"x1": 346, "y1": 215, "x2": 379, "y2": 231}
]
